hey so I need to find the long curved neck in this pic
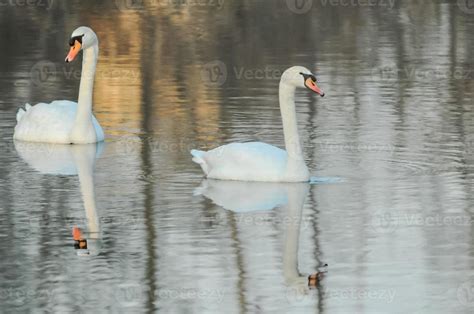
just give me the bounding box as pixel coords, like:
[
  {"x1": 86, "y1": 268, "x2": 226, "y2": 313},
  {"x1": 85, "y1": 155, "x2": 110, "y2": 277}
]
[
  {"x1": 279, "y1": 82, "x2": 303, "y2": 160},
  {"x1": 71, "y1": 45, "x2": 98, "y2": 138}
]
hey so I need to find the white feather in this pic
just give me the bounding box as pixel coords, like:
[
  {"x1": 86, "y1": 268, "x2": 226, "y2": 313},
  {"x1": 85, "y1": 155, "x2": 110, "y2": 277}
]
[
  {"x1": 191, "y1": 142, "x2": 302, "y2": 182},
  {"x1": 13, "y1": 100, "x2": 104, "y2": 144},
  {"x1": 16, "y1": 108, "x2": 25, "y2": 122}
]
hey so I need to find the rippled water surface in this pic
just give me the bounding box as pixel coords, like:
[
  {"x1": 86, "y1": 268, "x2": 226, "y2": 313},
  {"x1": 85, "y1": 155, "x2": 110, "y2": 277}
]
[{"x1": 1, "y1": 1, "x2": 474, "y2": 313}]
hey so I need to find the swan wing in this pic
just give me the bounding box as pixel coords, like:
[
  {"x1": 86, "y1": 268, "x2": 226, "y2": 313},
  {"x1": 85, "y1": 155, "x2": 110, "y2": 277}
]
[
  {"x1": 192, "y1": 142, "x2": 288, "y2": 181},
  {"x1": 14, "y1": 100, "x2": 103, "y2": 143}
]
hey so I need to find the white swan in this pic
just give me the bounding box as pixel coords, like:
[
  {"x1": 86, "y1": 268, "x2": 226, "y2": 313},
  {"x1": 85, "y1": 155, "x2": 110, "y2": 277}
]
[
  {"x1": 14, "y1": 26, "x2": 104, "y2": 144},
  {"x1": 191, "y1": 66, "x2": 324, "y2": 182},
  {"x1": 15, "y1": 141, "x2": 103, "y2": 256}
]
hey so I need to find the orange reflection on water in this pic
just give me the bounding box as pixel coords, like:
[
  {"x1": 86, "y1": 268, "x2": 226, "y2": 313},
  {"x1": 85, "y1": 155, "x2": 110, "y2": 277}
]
[{"x1": 87, "y1": 13, "x2": 144, "y2": 137}]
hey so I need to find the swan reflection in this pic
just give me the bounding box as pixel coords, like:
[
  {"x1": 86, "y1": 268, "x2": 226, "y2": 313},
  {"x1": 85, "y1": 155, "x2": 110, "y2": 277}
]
[
  {"x1": 195, "y1": 179, "x2": 326, "y2": 294},
  {"x1": 14, "y1": 141, "x2": 103, "y2": 256}
]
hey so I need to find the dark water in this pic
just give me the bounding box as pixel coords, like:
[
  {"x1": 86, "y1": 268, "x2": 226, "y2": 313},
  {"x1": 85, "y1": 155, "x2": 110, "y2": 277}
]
[{"x1": 1, "y1": 1, "x2": 474, "y2": 313}]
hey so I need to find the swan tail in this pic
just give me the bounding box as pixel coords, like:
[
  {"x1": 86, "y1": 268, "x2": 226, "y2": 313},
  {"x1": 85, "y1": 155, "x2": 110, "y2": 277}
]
[
  {"x1": 191, "y1": 149, "x2": 209, "y2": 175},
  {"x1": 16, "y1": 109, "x2": 25, "y2": 122},
  {"x1": 16, "y1": 103, "x2": 31, "y2": 122}
]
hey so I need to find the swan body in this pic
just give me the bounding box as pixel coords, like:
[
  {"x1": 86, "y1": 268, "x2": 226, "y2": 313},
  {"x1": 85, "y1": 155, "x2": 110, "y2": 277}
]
[
  {"x1": 191, "y1": 142, "x2": 309, "y2": 182},
  {"x1": 14, "y1": 26, "x2": 104, "y2": 144},
  {"x1": 14, "y1": 101, "x2": 104, "y2": 144},
  {"x1": 191, "y1": 66, "x2": 325, "y2": 182}
]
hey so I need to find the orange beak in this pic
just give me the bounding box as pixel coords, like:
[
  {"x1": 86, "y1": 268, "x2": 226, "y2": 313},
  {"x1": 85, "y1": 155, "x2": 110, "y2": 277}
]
[
  {"x1": 305, "y1": 77, "x2": 325, "y2": 97},
  {"x1": 65, "y1": 40, "x2": 81, "y2": 63}
]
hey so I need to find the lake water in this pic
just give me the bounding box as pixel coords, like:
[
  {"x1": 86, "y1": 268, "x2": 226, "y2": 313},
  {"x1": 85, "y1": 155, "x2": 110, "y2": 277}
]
[{"x1": 1, "y1": 1, "x2": 474, "y2": 313}]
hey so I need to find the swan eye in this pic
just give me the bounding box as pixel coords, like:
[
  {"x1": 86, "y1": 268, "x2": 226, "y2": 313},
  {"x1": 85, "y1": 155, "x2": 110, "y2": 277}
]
[
  {"x1": 69, "y1": 35, "x2": 84, "y2": 46},
  {"x1": 299, "y1": 72, "x2": 316, "y2": 83}
]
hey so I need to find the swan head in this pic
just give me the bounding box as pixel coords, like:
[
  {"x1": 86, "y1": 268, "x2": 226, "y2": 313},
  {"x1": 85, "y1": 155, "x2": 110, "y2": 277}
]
[
  {"x1": 65, "y1": 26, "x2": 98, "y2": 63},
  {"x1": 281, "y1": 66, "x2": 325, "y2": 97}
]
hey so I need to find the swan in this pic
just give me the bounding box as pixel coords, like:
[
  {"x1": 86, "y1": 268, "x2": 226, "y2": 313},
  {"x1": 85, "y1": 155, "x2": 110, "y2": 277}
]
[
  {"x1": 13, "y1": 26, "x2": 104, "y2": 144},
  {"x1": 15, "y1": 141, "x2": 103, "y2": 256},
  {"x1": 191, "y1": 66, "x2": 324, "y2": 182}
]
